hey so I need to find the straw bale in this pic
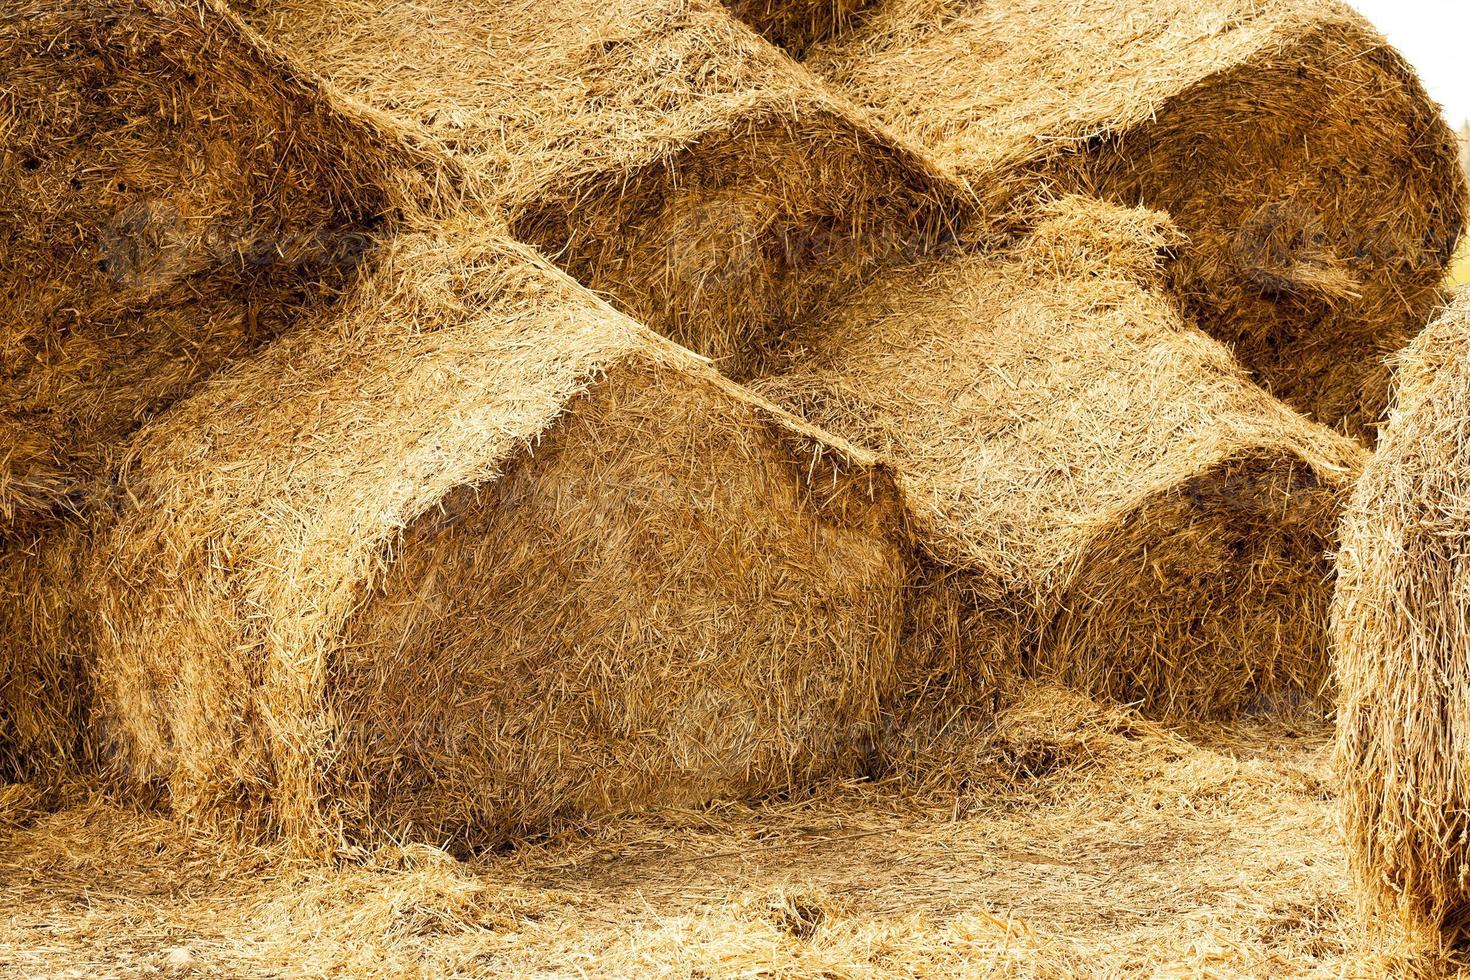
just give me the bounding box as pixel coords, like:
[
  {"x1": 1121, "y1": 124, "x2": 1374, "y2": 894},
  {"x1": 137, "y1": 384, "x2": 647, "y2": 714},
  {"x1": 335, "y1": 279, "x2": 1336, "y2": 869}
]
[
  {"x1": 0, "y1": 0, "x2": 455, "y2": 534},
  {"x1": 756, "y1": 197, "x2": 1364, "y2": 719},
  {"x1": 805, "y1": 0, "x2": 1467, "y2": 436},
  {"x1": 68, "y1": 223, "x2": 910, "y2": 850},
  {"x1": 1335, "y1": 289, "x2": 1470, "y2": 950},
  {"x1": 242, "y1": 0, "x2": 969, "y2": 378}
]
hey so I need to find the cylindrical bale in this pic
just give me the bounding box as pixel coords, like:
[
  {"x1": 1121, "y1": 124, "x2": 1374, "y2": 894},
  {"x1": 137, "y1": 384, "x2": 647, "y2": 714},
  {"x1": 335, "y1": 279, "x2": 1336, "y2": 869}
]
[
  {"x1": 757, "y1": 197, "x2": 1364, "y2": 719},
  {"x1": 0, "y1": 0, "x2": 454, "y2": 533},
  {"x1": 77, "y1": 226, "x2": 911, "y2": 851},
  {"x1": 1335, "y1": 290, "x2": 1470, "y2": 950},
  {"x1": 803, "y1": 0, "x2": 1467, "y2": 438},
  {"x1": 241, "y1": 0, "x2": 971, "y2": 378}
]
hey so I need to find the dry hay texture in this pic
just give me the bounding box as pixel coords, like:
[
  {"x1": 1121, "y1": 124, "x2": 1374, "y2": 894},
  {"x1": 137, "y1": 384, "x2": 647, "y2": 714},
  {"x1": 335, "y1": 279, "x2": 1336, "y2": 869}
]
[
  {"x1": 718, "y1": 0, "x2": 872, "y2": 54},
  {"x1": 13, "y1": 223, "x2": 913, "y2": 851},
  {"x1": 1335, "y1": 289, "x2": 1470, "y2": 951},
  {"x1": 756, "y1": 197, "x2": 1364, "y2": 720},
  {"x1": 804, "y1": 0, "x2": 1468, "y2": 437},
  {"x1": 239, "y1": 0, "x2": 969, "y2": 379},
  {"x1": 0, "y1": 0, "x2": 456, "y2": 536}
]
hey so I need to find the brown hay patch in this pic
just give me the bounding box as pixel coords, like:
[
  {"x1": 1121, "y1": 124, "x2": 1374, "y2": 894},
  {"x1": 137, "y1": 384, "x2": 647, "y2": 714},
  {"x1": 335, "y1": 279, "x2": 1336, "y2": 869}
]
[
  {"x1": 0, "y1": 525, "x2": 92, "y2": 782},
  {"x1": 1335, "y1": 289, "x2": 1470, "y2": 953},
  {"x1": 756, "y1": 197, "x2": 1363, "y2": 719},
  {"x1": 243, "y1": 0, "x2": 970, "y2": 378},
  {"x1": 29, "y1": 224, "x2": 913, "y2": 851},
  {"x1": 807, "y1": 0, "x2": 1468, "y2": 437},
  {"x1": 0, "y1": 0, "x2": 456, "y2": 534}
]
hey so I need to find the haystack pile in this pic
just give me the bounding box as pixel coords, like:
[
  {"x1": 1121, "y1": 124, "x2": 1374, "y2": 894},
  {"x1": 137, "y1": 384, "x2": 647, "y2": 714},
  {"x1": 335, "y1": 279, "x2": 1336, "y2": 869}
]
[
  {"x1": 0, "y1": 0, "x2": 454, "y2": 534},
  {"x1": 804, "y1": 0, "x2": 1468, "y2": 435},
  {"x1": 39, "y1": 224, "x2": 910, "y2": 849},
  {"x1": 242, "y1": 0, "x2": 968, "y2": 377},
  {"x1": 1336, "y1": 290, "x2": 1470, "y2": 950},
  {"x1": 758, "y1": 198, "x2": 1363, "y2": 719}
]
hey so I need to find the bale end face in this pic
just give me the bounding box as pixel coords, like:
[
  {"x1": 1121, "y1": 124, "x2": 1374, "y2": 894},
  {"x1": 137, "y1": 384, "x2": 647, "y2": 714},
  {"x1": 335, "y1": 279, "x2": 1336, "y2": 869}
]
[
  {"x1": 1035, "y1": 452, "x2": 1344, "y2": 719},
  {"x1": 1335, "y1": 291, "x2": 1470, "y2": 949},
  {"x1": 326, "y1": 360, "x2": 912, "y2": 847},
  {"x1": 1072, "y1": 14, "x2": 1467, "y2": 437}
]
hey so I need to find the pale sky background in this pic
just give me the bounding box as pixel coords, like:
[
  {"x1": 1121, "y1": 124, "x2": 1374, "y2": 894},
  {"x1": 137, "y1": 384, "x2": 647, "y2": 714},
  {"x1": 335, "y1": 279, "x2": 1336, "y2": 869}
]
[{"x1": 1348, "y1": 1, "x2": 1470, "y2": 126}]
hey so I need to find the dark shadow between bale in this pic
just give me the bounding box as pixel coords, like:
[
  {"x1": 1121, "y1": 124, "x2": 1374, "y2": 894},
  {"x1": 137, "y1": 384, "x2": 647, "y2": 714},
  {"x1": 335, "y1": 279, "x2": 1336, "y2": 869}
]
[{"x1": 719, "y1": 0, "x2": 872, "y2": 54}]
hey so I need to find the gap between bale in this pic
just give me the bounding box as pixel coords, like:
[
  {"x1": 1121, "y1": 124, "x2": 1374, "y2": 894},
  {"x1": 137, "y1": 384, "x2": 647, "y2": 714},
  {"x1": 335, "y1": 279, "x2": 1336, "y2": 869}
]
[
  {"x1": 0, "y1": 0, "x2": 457, "y2": 536},
  {"x1": 33, "y1": 223, "x2": 916, "y2": 851},
  {"x1": 755, "y1": 197, "x2": 1364, "y2": 720},
  {"x1": 1335, "y1": 289, "x2": 1470, "y2": 954},
  {"x1": 718, "y1": 0, "x2": 872, "y2": 55},
  {"x1": 242, "y1": 0, "x2": 971, "y2": 379},
  {"x1": 804, "y1": 0, "x2": 1468, "y2": 437}
]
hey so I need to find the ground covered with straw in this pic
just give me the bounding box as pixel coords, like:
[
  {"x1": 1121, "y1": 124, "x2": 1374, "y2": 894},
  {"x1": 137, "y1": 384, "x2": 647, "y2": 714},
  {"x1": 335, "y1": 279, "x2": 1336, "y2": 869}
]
[{"x1": 0, "y1": 685, "x2": 1435, "y2": 977}]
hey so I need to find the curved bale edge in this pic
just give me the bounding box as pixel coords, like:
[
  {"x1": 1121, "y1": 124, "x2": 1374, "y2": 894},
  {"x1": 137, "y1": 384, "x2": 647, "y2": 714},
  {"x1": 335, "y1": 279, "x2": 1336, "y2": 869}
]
[
  {"x1": 805, "y1": 0, "x2": 1467, "y2": 438},
  {"x1": 243, "y1": 0, "x2": 972, "y2": 380},
  {"x1": 1335, "y1": 289, "x2": 1470, "y2": 951},
  {"x1": 62, "y1": 225, "x2": 915, "y2": 852},
  {"x1": 757, "y1": 197, "x2": 1363, "y2": 720},
  {"x1": 0, "y1": 0, "x2": 458, "y2": 535}
]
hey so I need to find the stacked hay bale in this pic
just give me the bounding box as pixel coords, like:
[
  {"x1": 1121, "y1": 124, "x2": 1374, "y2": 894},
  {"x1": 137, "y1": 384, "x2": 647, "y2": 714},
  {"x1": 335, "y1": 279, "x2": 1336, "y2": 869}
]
[
  {"x1": 0, "y1": 0, "x2": 456, "y2": 534},
  {"x1": 757, "y1": 198, "x2": 1363, "y2": 719},
  {"x1": 28, "y1": 224, "x2": 912, "y2": 850},
  {"x1": 1336, "y1": 290, "x2": 1470, "y2": 951},
  {"x1": 241, "y1": 0, "x2": 969, "y2": 378},
  {"x1": 802, "y1": 0, "x2": 1467, "y2": 436},
  {"x1": 0, "y1": 0, "x2": 457, "y2": 780}
]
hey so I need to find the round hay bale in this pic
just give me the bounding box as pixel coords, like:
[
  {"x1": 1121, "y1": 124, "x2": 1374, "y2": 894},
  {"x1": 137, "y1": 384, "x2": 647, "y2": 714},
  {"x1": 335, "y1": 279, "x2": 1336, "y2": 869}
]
[
  {"x1": 756, "y1": 197, "x2": 1364, "y2": 719},
  {"x1": 73, "y1": 225, "x2": 911, "y2": 850},
  {"x1": 0, "y1": 0, "x2": 455, "y2": 535},
  {"x1": 242, "y1": 0, "x2": 970, "y2": 379},
  {"x1": 1335, "y1": 289, "x2": 1470, "y2": 949},
  {"x1": 804, "y1": 0, "x2": 1467, "y2": 438},
  {"x1": 718, "y1": 0, "x2": 871, "y2": 54}
]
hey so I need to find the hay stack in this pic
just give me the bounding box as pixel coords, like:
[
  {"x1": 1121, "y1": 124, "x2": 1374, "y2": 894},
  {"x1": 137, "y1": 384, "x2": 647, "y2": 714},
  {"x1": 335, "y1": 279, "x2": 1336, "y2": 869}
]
[
  {"x1": 718, "y1": 0, "x2": 871, "y2": 54},
  {"x1": 0, "y1": 0, "x2": 454, "y2": 534},
  {"x1": 1335, "y1": 289, "x2": 1470, "y2": 949},
  {"x1": 241, "y1": 0, "x2": 967, "y2": 378},
  {"x1": 756, "y1": 198, "x2": 1363, "y2": 719},
  {"x1": 805, "y1": 0, "x2": 1467, "y2": 436},
  {"x1": 61, "y1": 223, "x2": 911, "y2": 850}
]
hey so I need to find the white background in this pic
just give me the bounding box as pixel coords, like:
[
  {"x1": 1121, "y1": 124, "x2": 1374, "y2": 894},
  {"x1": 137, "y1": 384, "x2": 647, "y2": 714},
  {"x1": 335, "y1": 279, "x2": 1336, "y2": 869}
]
[{"x1": 1348, "y1": 0, "x2": 1470, "y2": 125}]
